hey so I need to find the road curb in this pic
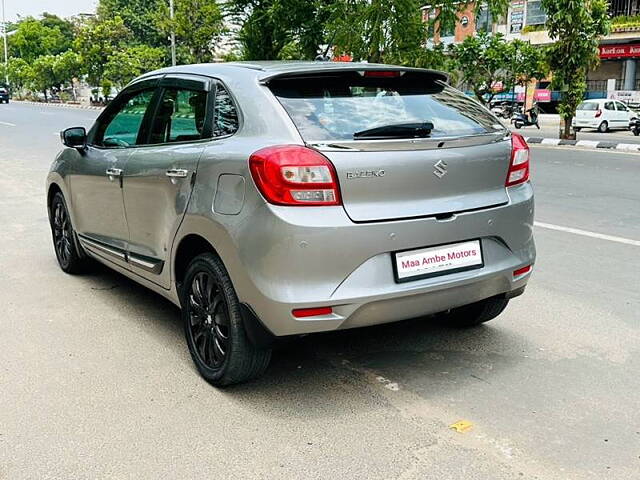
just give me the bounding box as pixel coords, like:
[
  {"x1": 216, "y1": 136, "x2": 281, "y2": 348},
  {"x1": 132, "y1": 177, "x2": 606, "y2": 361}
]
[
  {"x1": 525, "y1": 136, "x2": 640, "y2": 152},
  {"x1": 14, "y1": 100, "x2": 104, "y2": 111}
]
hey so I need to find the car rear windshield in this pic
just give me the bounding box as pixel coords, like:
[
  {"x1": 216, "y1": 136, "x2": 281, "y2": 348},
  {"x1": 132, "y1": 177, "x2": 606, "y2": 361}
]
[
  {"x1": 577, "y1": 102, "x2": 599, "y2": 111},
  {"x1": 268, "y1": 71, "x2": 504, "y2": 141}
]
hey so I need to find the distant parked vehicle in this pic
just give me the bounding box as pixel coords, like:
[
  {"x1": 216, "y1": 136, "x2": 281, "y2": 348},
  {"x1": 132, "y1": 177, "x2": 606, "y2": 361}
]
[
  {"x1": 491, "y1": 101, "x2": 516, "y2": 119},
  {"x1": 573, "y1": 99, "x2": 637, "y2": 133},
  {"x1": 511, "y1": 104, "x2": 540, "y2": 129},
  {"x1": 0, "y1": 87, "x2": 9, "y2": 104}
]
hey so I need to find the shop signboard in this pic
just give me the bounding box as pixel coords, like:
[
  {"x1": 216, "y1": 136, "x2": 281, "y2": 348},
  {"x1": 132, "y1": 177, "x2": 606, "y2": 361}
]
[
  {"x1": 516, "y1": 89, "x2": 551, "y2": 102},
  {"x1": 510, "y1": 0, "x2": 525, "y2": 34},
  {"x1": 607, "y1": 90, "x2": 640, "y2": 104},
  {"x1": 599, "y1": 44, "x2": 640, "y2": 59}
]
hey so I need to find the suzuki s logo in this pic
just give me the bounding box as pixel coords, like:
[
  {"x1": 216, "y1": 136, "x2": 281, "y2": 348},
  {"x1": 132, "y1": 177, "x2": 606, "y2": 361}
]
[{"x1": 433, "y1": 160, "x2": 448, "y2": 179}]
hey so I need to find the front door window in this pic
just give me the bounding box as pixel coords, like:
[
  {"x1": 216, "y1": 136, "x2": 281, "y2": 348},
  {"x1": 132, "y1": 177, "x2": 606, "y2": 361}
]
[{"x1": 95, "y1": 90, "x2": 156, "y2": 148}]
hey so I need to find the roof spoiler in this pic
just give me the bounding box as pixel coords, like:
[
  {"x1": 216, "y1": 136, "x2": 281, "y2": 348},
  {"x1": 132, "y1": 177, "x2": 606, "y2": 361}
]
[{"x1": 259, "y1": 65, "x2": 449, "y2": 84}]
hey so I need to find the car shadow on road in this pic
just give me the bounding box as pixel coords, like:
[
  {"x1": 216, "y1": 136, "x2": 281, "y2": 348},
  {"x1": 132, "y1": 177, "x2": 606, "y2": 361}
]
[{"x1": 84, "y1": 262, "x2": 528, "y2": 415}]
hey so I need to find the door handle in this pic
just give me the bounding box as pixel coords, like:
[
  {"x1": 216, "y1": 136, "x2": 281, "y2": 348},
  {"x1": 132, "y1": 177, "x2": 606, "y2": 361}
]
[
  {"x1": 106, "y1": 168, "x2": 123, "y2": 179},
  {"x1": 166, "y1": 169, "x2": 189, "y2": 178}
]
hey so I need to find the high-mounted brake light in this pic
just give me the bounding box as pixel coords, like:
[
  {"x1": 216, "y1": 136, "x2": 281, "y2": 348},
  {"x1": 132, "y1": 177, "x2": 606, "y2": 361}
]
[
  {"x1": 362, "y1": 70, "x2": 402, "y2": 78},
  {"x1": 506, "y1": 133, "x2": 530, "y2": 187},
  {"x1": 595, "y1": 109, "x2": 603, "y2": 118},
  {"x1": 249, "y1": 145, "x2": 342, "y2": 206}
]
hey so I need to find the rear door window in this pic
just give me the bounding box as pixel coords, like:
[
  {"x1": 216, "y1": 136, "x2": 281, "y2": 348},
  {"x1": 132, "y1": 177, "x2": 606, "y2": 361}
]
[
  {"x1": 577, "y1": 102, "x2": 598, "y2": 111},
  {"x1": 149, "y1": 88, "x2": 208, "y2": 144},
  {"x1": 213, "y1": 83, "x2": 239, "y2": 137},
  {"x1": 604, "y1": 102, "x2": 615, "y2": 111},
  {"x1": 268, "y1": 72, "x2": 504, "y2": 141}
]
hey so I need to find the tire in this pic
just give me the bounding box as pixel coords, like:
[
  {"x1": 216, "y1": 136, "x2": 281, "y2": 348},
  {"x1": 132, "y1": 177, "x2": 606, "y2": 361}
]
[
  {"x1": 443, "y1": 296, "x2": 509, "y2": 328},
  {"x1": 181, "y1": 253, "x2": 271, "y2": 386},
  {"x1": 634, "y1": 129, "x2": 640, "y2": 137},
  {"x1": 49, "y1": 192, "x2": 90, "y2": 274},
  {"x1": 598, "y1": 121, "x2": 608, "y2": 133},
  {"x1": 514, "y1": 122, "x2": 523, "y2": 129}
]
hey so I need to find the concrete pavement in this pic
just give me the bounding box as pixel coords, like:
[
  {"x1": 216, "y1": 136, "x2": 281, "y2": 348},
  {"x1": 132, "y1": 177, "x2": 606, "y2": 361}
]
[{"x1": 1, "y1": 102, "x2": 639, "y2": 479}]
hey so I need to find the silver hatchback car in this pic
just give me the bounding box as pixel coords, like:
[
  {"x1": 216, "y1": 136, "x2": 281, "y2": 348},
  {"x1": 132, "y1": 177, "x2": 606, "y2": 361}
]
[{"x1": 47, "y1": 62, "x2": 535, "y2": 386}]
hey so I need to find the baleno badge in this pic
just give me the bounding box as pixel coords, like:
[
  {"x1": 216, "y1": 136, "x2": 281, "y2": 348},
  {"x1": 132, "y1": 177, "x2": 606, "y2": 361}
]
[{"x1": 346, "y1": 170, "x2": 386, "y2": 179}]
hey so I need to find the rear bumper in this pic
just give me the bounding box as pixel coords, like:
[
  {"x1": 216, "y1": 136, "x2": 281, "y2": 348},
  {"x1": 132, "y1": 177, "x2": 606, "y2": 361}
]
[
  {"x1": 572, "y1": 119, "x2": 600, "y2": 128},
  {"x1": 231, "y1": 182, "x2": 535, "y2": 337}
]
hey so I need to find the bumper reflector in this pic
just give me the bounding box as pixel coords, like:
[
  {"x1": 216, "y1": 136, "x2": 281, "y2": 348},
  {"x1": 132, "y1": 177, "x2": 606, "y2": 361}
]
[
  {"x1": 292, "y1": 307, "x2": 333, "y2": 318},
  {"x1": 513, "y1": 265, "x2": 532, "y2": 277}
]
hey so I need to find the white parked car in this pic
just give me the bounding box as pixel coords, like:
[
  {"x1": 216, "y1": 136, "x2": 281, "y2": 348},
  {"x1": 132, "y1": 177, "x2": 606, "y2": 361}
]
[{"x1": 573, "y1": 99, "x2": 637, "y2": 133}]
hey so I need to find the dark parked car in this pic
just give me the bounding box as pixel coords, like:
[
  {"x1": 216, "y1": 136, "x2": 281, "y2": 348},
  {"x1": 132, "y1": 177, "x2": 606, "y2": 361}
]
[{"x1": 0, "y1": 87, "x2": 9, "y2": 104}]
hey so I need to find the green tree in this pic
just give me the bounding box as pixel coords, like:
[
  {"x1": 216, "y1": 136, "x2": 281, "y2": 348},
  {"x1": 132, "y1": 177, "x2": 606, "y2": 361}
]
[
  {"x1": 329, "y1": 0, "x2": 427, "y2": 64},
  {"x1": 104, "y1": 45, "x2": 166, "y2": 87},
  {"x1": 227, "y1": 0, "x2": 333, "y2": 60},
  {"x1": 9, "y1": 17, "x2": 68, "y2": 62},
  {"x1": 541, "y1": 0, "x2": 610, "y2": 139},
  {"x1": 27, "y1": 55, "x2": 58, "y2": 100},
  {"x1": 6, "y1": 58, "x2": 31, "y2": 91},
  {"x1": 156, "y1": 0, "x2": 225, "y2": 63},
  {"x1": 450, "y1": 32, "x2": 547, "y2": 105},
  {"x1": 327, "y1": 0, "x2": 509, "y2": 66},
  {"x1": 53, "y1": 51, "x2": 83, "y2": 88},
  {"x1": 40, "y1": 13, "x2": 76, "y2": 51},
  {"x1": 74, "y1": 16, "x2": 131, "y2": 86},
  {"x1": 97, "y1": 0, "x2": 166, "y2": 46}
]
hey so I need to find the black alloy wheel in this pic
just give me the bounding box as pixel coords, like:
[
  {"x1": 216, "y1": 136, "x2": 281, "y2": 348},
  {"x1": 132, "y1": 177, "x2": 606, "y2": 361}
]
[
  {"x1": 181, "y1": 253, "x2": 271, "y2": 386},
  {"x1": 187, "y1": 271, "x2": 230, "y2": 369},
  {"x1": 52, "y1": 200, "x2": 73, "y2": 268},
  {"x1": 50, "y1": 192, "x2": 88, "y2": 273}
]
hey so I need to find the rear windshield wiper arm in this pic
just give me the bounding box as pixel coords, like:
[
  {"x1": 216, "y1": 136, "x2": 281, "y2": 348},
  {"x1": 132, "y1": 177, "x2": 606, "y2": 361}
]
[{"x1": 353, "y1": 122, "x2": 434, "y2": 140}]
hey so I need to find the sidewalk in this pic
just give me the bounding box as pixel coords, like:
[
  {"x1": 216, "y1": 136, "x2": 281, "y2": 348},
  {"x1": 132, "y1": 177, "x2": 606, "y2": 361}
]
[{"x1": 14, "y1": 100, "x2": 104, "y2": 111}]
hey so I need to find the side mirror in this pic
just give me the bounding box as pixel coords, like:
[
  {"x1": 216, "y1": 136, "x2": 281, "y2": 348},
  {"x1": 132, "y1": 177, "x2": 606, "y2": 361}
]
[{"x1": 61, "y1": 127, "x2": 87, "y2": 149}]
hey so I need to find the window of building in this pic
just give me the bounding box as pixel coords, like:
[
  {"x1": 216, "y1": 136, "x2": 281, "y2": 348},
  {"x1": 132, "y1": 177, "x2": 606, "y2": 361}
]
[
  {"x1": 526, "y1": 0, "x2": 547, "y2": 26},
  {"x1": 476, "y1": 5, "x2": 493, "y2": 32}
]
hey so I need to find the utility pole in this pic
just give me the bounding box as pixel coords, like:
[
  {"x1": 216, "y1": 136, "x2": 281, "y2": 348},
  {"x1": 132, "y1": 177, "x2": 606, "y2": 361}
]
[
  {"x1": 2, "y1": 0, "x2": 8, "y2": 86},
  {"x1": 169, "y1": 0, "x2": 176, "y2": 66}
]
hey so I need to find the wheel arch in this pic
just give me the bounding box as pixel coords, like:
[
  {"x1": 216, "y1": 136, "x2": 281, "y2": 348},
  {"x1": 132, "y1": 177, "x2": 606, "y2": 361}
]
[
  {"x1": 47, "y1": 182, "x2": 63, "y2": 211},
  {"x1": 173, "y1": 233, "x2": 220, "y2": 288}
]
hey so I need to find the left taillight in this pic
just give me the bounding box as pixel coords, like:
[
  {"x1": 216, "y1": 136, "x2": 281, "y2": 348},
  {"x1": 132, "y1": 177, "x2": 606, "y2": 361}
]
[
  {"x1": 249, "y1": 145, "x2": 342, "y2": 206},
  {"x1": 506, "y1": 133, "x2": 530, "y2": 187}
]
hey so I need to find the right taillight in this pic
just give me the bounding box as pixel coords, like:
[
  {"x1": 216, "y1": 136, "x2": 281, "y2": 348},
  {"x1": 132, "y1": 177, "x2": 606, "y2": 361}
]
[
  {"x1": 506, "y1": 133, "x2": 530, "y2": 187},
  {"x1": 595, "y1": 109, "x2": 603, "y2": 118},
  {"x1": 249, "y1": 145, "x2": 342, "y2": 206}
]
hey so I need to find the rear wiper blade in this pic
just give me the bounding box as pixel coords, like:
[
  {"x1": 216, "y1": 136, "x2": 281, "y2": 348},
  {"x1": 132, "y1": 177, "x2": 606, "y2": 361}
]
[{"x1": 353, "y1": 122, "x2": 434, "y2": 140}]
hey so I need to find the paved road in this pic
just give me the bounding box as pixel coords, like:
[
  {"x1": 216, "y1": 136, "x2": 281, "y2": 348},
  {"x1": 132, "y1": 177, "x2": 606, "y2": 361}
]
[
  {"x1": 511, "y1": 123, "x2": 640, "y2": 144},
  {"x1": 1, "y1": 102, "x2": 639, "y2": 479}
]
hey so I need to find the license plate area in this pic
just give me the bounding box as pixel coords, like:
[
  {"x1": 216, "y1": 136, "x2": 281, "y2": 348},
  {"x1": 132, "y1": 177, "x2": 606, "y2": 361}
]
[{"x1": 393, "y1": 239, "x2": 484, "y2": 283}]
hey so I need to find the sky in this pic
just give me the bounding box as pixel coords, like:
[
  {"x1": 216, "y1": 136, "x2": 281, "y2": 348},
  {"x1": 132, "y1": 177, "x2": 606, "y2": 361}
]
[{"x1": 3, "y1": 0, "x2": 97, "y2": 22}]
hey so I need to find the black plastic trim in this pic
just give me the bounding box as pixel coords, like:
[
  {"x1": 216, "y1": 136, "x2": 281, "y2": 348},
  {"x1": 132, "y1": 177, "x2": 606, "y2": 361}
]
[{"x1": 240, "y1": 303, "x2": 278, "y2": 348}]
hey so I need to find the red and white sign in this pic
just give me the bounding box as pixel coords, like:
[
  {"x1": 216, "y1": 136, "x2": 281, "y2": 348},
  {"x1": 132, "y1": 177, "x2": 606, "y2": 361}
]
[
  {"x1": 534, "y1": 89, "x2": 551, "y2": 102},
  {"x1": 394, "y1": 240, "x2": 483, "y2": 281},
  {"x1": 516, "y1": 89, "x2": 551, "y2": 103},
  {"x1": 599, "y1": 44, "x2": 640, "y2": 59}
]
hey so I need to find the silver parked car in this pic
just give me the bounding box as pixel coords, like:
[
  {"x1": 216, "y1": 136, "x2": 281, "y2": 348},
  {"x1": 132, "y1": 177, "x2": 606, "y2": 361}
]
[{"x1": 47, "y1": 62, "x2": 535, "y2": 386}]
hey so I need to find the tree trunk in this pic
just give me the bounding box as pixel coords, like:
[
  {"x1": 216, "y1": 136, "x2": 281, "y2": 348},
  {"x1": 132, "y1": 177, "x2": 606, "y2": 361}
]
[{"x1": 560, "y1": 115, "x2": 575, "y2": 140}]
